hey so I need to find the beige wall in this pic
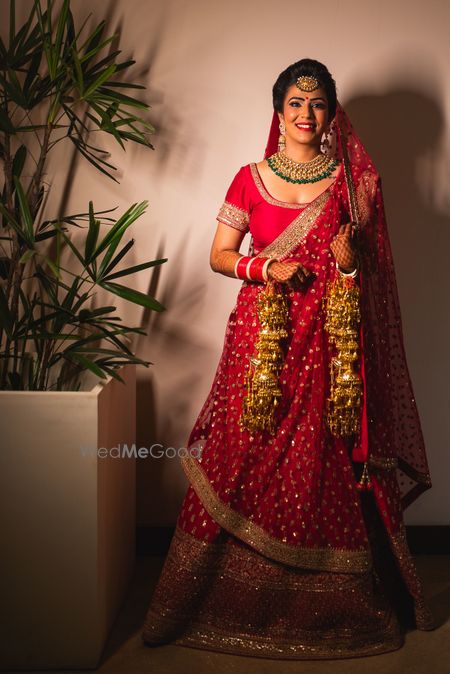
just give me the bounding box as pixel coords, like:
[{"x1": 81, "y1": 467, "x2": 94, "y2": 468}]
[{"x1": 13, "y1": 0, "x2": 450, "y2": 525}]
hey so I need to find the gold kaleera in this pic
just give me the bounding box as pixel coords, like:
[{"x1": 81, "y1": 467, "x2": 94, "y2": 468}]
[
  {"x1": 322, "y1": 135, "x2": 372, "y2": 491},
  {"x1": 239, "y1": 121, "x2": 370, "y2": 491},
  {"x1": 240, "y1": 281, "x2": 289, "y2": 435},
  {"x1": 323, "y1": 270, "x2": 363, "y2": 437}
]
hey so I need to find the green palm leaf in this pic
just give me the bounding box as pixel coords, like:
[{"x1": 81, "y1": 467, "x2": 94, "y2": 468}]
[
  {"x1": 100, "y1": 281, "x2": 165, "y2": 311},
  {"x1": 102, "y1": 258, "x2": 167, "y2": 282},
  {"x1": 1, "y1": 1, "x2": 164, "y2": 391}
]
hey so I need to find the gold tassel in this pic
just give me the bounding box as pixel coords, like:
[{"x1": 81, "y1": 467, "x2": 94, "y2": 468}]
[
  {"x1": 356, "y1": 460, "x2": 373, "y2": 491},
  {"x1": 240, "y1": 281, "x2": 289, "y2": 435},
  {"x1": 323, "y1": 270, "x2": 363, "y2": 437}
]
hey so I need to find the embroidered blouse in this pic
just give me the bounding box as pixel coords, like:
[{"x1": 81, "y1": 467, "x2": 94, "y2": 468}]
[{"x1": 216, "y1": 163, "x2": 346, "y2": 254}]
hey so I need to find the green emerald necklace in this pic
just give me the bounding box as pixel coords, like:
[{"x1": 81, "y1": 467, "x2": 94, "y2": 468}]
[{"x1": 267, "y1": 150, "x2": 338, "y2": 184}]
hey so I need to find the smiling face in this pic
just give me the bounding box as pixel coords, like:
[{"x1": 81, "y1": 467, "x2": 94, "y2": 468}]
[{"x1": 278, "y1": 83, "x2": 330, "y2": 151}]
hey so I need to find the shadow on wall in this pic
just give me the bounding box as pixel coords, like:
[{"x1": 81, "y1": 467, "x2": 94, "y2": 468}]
[
  {"x1": 344, "y1": 88, "x2": 448, "y2": 491},
  {"x1": 135, "y1": 231, "x2": 216, "y2": 525},
  {"x1": 51, "y1": 0, "x2": 160, "y2": 202}
]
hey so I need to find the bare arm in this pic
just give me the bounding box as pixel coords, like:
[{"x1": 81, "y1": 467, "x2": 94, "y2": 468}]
[{"x1": 209, "y1": 221, "x2": 247, "y2": 278}]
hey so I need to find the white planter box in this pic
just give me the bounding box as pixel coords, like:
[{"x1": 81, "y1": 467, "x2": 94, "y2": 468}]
[{"x1": 0, "y1": 365, "x2": 136, "y2": 670}]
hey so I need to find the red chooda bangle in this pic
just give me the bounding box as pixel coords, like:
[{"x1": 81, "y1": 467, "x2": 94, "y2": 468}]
[{"x1": 234, "y1": 255, "x2": 274, "y2": 282}]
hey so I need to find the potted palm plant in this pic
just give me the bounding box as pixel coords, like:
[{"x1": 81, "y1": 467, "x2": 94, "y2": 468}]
[{"x1": 0, "y1": 1, "x2": 165, "y2": 668}]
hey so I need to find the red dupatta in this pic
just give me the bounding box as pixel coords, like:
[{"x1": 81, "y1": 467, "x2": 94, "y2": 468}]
[{"x1": 261, "y1": 103, "x2": 432, "y2": 510}]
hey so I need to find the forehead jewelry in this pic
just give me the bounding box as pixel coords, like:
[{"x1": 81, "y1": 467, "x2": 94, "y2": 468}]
[{"x1": 296, "y1": 75, "x2": 319, "y2": 92}]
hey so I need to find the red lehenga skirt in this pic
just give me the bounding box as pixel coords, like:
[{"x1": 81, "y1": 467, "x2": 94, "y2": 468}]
[{"x1": 142, "y1": 276, "x2": 436, "y2": 660}]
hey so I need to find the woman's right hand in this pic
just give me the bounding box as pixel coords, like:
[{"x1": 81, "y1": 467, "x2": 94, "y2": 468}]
[{"x1": 267, "y1": 260, "x2": 312, "y2": 288}]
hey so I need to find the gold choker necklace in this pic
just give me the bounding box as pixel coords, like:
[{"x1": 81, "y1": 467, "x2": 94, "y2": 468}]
[{"x1": 267, "y1": 151, "x2": 338, "y2": 184}]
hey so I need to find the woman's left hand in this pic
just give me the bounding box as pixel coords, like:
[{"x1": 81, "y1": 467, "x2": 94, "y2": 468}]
[{"x1": 330, "y1": 222, "x2": 358, "y2": 271}]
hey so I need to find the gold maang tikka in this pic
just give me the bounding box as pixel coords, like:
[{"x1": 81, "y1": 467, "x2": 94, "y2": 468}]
[{"x1": 296, "y1": 75, "x2": 320, "y2": 92}]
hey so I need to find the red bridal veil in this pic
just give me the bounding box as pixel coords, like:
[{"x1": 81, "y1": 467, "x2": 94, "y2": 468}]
[{"x1": 262, "y1": 101, "x2": 432, "y2": 510}]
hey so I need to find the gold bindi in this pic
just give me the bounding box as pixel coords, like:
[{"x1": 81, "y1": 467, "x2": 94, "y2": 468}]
[{"x1": 296, "y1": 75, "x2": 320, "y2": 92}]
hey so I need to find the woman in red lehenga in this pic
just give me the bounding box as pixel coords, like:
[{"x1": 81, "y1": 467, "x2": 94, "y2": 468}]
[{"x1": 142, "y1": 58, "x2": 436, "y2": 659}]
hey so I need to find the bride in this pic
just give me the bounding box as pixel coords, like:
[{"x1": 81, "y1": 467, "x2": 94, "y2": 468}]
[{"x1": 142, "y1": 58, "x2": 435, "y2": 659}]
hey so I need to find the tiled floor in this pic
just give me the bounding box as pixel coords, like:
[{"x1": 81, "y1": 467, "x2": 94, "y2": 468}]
[{"x1": 3, "y1": 554, "x2": 449, "y2": 674}]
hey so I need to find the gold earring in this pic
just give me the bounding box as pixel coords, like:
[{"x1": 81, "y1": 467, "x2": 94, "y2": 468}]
[
  {"x1": 278, "y1": 121, "x2": 286, "y2": 152},
  {"x1": 321, "y1": 127, "x2": 332, "y2": 154}
]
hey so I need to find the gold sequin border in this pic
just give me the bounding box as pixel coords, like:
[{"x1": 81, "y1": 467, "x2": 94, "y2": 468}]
[
  {"x1": 342, "y1": 152, "x2": 361, "y2": 226},
  {"x1": 166, "y1": 616, "x2": 404, "y2": 660},
  {"x1": 167, "y1": 526, "x2": 372, "y2": 592},
  {"x1": 144, "y1": 524, "x2": 403, "y2": 658},
  {"x1": 143, "y1": 525, "x2": 404, "y2": 657},
  {"x1": 388, "y1": 527, "x2": 436, "y2": 630},
  {"x1": 217, "y1": 201, "x2": 249, "y2": 231},
  {"x1": 369, "y1": 455, "x2": 398, "y2": 470},
  {"x1": 180, "y1": 453, "x2": 373, "y2": 574},
  {"x1": 366, "y1": 455, "x2": 431, "y2": 487}
]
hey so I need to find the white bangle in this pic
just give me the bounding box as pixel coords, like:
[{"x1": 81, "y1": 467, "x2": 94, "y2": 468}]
[
  {"x1": 245, "y1": 257, "x2": 255, "y2": 280},
  {"x1": 262, "y1": 257, "x2": 274, "y2": 282},
  {"x1": 337, "y1": 261, "x2": 359, "y2": 278},
  {"x1": 233, "y1": 256, "x2": 241, "y2": 278}
]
